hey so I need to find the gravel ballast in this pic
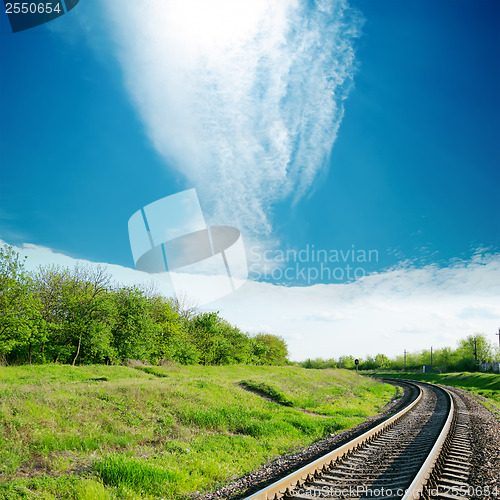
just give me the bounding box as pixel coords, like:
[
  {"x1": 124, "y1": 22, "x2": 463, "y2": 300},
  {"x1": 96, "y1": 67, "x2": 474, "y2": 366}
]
[{"x1": 444, "y1": 386, "x2": 500, "y2": 499}]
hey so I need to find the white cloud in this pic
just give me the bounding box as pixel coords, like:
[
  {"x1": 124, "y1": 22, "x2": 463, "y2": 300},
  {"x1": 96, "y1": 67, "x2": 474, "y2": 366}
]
[
  {"x1": 212, "y1": 254, "x2": 500, "y2": 359},
  {"x1": 97, "y1": 0, "x2": 362, "y2": 235},
  {"x1": 9, "y1": 241, "x2": 163, "y2": 292},
  {"x1": 4, "y1": 239, "x2": 499, "y2": 361}
]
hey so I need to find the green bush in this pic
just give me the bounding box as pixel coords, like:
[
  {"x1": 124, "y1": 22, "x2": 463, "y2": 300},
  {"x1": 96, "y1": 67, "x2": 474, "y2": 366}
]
[{"x1": 0, "y1": 245, "x2": 288, "y2": 367}]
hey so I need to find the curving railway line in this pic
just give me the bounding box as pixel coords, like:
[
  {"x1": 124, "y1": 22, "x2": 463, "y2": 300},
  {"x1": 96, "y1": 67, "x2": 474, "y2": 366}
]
[{"x1": 243, "y1": 381, "x2": 474, "y2": 500}]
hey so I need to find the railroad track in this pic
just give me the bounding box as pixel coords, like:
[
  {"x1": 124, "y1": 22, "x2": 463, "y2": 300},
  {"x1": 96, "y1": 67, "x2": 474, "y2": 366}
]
[{"x1": 243, "y1": 381, "x2": 472, "y2": 500}]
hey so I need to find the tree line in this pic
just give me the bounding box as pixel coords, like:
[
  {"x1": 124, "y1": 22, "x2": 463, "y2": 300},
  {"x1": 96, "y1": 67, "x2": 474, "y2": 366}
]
[
  {"x1": 300, "y1": 333, "x2": 500, "y2": 372},
  {"x1": 0, "y1": 245, "x2": 288, "y2": 366}
]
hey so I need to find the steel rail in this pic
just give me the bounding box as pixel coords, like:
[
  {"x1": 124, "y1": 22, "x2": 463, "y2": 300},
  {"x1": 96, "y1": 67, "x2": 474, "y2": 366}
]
[
  {"x1": 401, "y1": 385, "x2": 455, "y2": 500},
  {"x1": 243, "y1": 383, "x2": 423, "y2": 500}
]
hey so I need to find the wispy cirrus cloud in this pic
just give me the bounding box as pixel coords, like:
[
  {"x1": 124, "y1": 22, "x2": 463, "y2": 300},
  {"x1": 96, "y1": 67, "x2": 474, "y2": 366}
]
[{"x1": 99, "y1": 0, "x2": 362, "y2": 234}]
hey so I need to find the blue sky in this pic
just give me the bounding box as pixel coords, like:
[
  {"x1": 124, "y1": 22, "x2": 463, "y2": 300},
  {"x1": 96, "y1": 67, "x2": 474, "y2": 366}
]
[
  {"x1": 276, "y1": 0, "x2": 500, "y2": 271},
  {"x1": 1, "y1": 0, "x2": 499, "y2": 358}
]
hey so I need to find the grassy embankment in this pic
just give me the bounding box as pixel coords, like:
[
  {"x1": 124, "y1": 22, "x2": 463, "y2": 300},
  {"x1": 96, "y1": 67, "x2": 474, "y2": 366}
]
[
  {"x1": 371, "y1": 371, "x2": 500, "y2": 416},
  {"x1": 0, "y1": 364, "x2": 395, "y2": 499}
]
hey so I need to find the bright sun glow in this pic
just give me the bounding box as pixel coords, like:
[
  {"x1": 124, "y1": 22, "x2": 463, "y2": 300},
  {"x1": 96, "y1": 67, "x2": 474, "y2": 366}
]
[{"x1": 166, "y1": 0, "x2": 270, "y2": 53}]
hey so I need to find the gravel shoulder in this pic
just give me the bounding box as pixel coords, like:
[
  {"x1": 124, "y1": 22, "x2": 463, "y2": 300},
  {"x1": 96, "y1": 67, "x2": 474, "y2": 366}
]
[{"x1": 443, "y1": 386, "x2": 500, "y2": 499}]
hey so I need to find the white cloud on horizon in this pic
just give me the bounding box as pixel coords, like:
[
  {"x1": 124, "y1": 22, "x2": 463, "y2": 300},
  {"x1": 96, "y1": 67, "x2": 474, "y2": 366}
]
[
  {"x1": 4, "y1": 239, "x2": 499, "y2": 361},
  {"x1": 97, "y1": 0, "x2": 362, "y2": 235}
]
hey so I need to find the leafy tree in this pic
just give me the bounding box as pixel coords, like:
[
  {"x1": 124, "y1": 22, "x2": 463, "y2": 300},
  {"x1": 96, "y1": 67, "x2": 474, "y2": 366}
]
[
  {"x1": 110, "y1": 287, "x2": 156, "y2": 362},
  {"x1": 248, "y1": 337, "x2": 268, "y2": 364},
  {"x1": 252, "y1": 333, "x2": 288, "y2": 365},
  {"x1": 453, "y1": 357, "x2": 478, "y2": 372},
  {"x1": 301, "y1": 358, "x2": 337, "y2": 369},
  {"x1": 187, "y1": 315, "x2": 289, "y2": 366},
  {"x1": 457, "y1": 333, "x2": 493, "y2": 364},
  {"x1": 0, "y1": 245, "x2": 43, "y2": 360},
  {"x1": 337, "y1": 355, "x2": 356, "y2": 369},
  {"x1": 190, "y1": 312, "x2": 245, "y2": 365},
  {"x1": 375, "y1": 353, "x2": 389, "y2": 368},
  {"x1": 171, "y1": 291, "x2": 199, "y2": 323},
  {"x1": 358, "y1": 353, "x2": 390, "y2": 370},
  {"x1": 434, "y1": 347, "x2": 457, "y2": 371},
  {"x1": 35, "y1": 264, "x2": 114, "y2": 364},
  {"x1": 493, "y1": 345, "x2": 500, "y2": 363},
  {"x1": 190, "y1": 312, "x2": 219, "y2": 365},
  {"x1": 146, "y1": 295, "x2": 190, "y2": 363},
  {"x1": 215, "y1": 319, "x2": 253, "y2": 364},
  {"x1": 1, "y1": 248, "x2": 290, "y2": 367}
]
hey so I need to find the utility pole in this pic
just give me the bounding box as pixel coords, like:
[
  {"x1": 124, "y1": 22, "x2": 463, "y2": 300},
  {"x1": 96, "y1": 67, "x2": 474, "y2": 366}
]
[
  {"x1": 474, "y1": 337, "x2": 477, "y2": 362},
  {"x1": 496, "y1": 328, "x2": 500, "y2": 350},
  {"x1": 431, "y1": 346, "x2": 433, "y2": 368},
  {"x1": 404, "y1": 349, "x2": 407, "y2": 372}
]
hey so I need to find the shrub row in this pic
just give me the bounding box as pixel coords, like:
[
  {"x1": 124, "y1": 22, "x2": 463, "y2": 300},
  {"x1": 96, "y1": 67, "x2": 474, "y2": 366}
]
[
  {"x1": 0, "y1": 245, "x2": 288, "y2": 366},
  {"x1": 300, "y1": 335, "x2": 500, "y2": 373}
]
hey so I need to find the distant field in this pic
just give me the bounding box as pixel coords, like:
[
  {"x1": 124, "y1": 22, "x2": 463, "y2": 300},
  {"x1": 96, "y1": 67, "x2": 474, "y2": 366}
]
[
  {"x1": 0, "y1": 364, "x2": 395, "y2": 499},
  {"x1": 371, "y1": 371, "x2": 500, "y2": 415}
]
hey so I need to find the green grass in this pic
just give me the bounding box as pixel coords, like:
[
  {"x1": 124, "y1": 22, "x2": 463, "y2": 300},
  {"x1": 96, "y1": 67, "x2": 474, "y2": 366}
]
[
  {"x1": 370, "y1": 371, "x2": 500, "y2": 416},
  {"x1": 239, "y1": 380, "x2": 294, "y2": 406},
  {"x1": 0, "y1": 364, "x2": 395, "y2": 499}
]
